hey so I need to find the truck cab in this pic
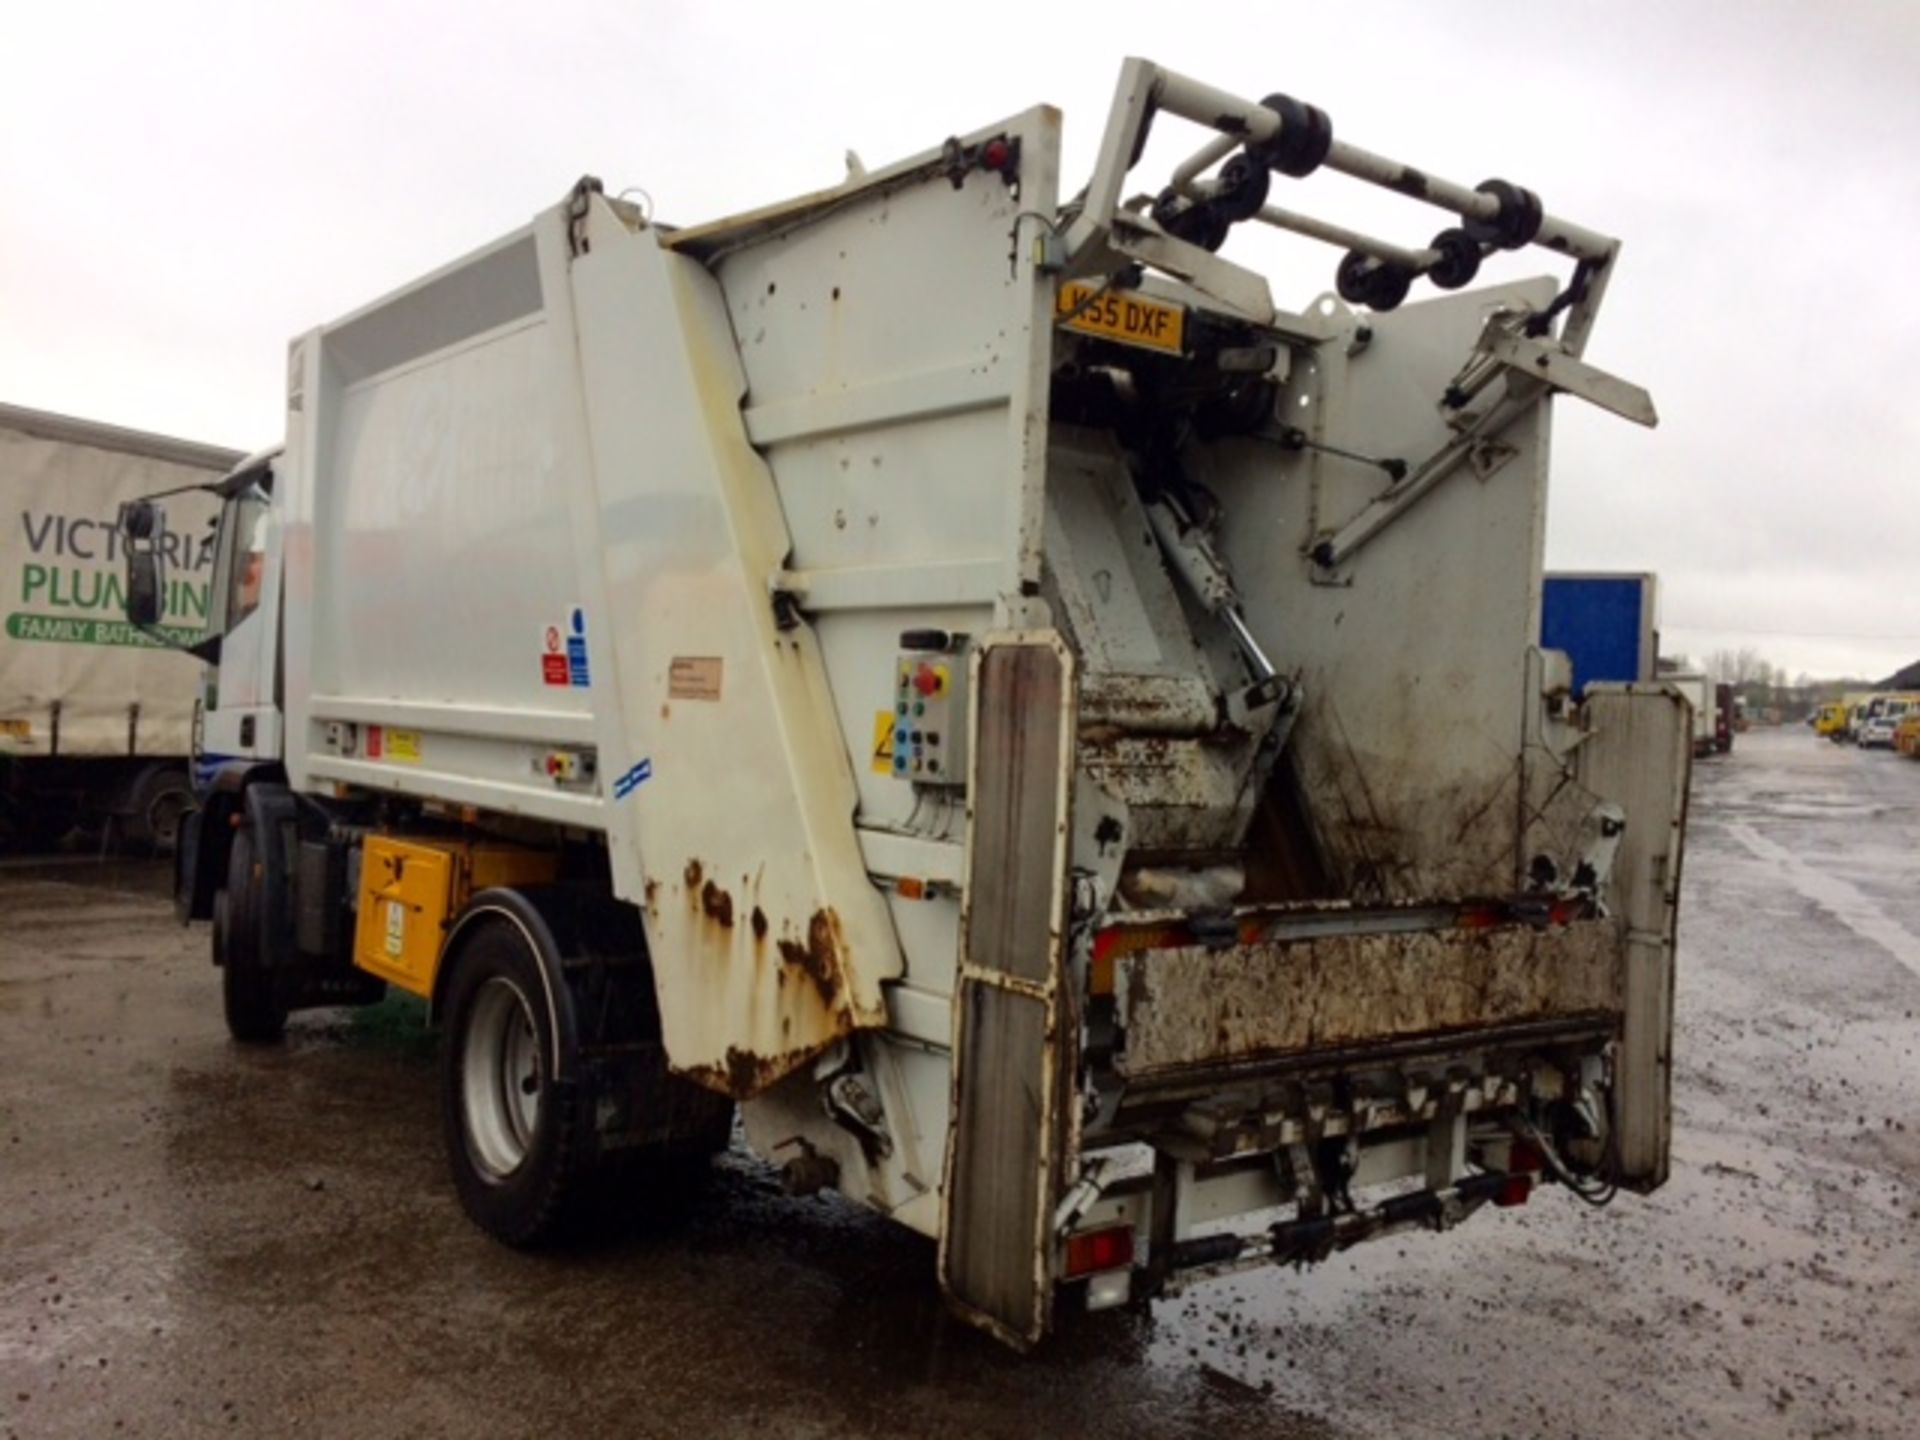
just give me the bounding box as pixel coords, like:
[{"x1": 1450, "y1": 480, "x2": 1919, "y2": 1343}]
[
  {"x1": 195, "y1": 456, "x2": 281, "y2": 772},
  {"x1": 120, "y1": 449, "x2": 284, "y2": 909}
]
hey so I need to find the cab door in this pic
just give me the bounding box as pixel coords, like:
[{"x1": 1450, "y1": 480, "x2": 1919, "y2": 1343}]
[{"x1": 199, "y1": 481, "x2": 283, "y2": 764}]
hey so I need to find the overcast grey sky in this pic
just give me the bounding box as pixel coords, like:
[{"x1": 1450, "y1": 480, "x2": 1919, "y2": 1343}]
[{"x1": 5, "y1": 0, "x2": 1916, "y2": 678}]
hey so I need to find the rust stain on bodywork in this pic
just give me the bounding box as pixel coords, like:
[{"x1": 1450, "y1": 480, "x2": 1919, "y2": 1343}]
[
  {"x1": 777, "y1": 908, "x2": 844, "y2": 1006},
  {"x1": 700, "y1": 880, "x2": 734, "y2": 927},
  {"x1": 662, "y1": 899, "x2": 858, "y2": 1101},
  {"x1": 680, "y1": 1031, "x2": 852, "y2": 1100}
]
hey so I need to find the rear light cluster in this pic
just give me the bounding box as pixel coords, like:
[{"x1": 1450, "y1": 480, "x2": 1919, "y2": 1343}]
[
  {"x1": 1064, "y1": 1224, "x2": 1135, "y2": 1278},
  {"x1": 1494, "y1": 1174, "x2": 1535, "y2": 1208},
  {"x1": 1493, "y1": 1136, "x2": 1544, "y2": 1207}
]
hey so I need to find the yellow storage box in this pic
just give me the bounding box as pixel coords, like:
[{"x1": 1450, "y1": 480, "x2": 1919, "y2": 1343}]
[{"x1": 352, "y1": 835, "x2": 559, "y2": 997}]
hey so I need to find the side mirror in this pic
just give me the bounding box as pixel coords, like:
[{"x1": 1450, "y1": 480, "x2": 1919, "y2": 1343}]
[
  {"x1": 122, "y1": 498, "x2": 159, "y2": 541},
  {"x1": 118, "y1": 500, "x2": 165, "y2": 627},
  {"x1": 127, "y1": 552, "x2": 162, "y2": 626}
]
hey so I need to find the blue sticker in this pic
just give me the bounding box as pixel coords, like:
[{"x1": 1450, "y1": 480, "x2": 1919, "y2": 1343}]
[
  {"x1": 562, "y1": 606, "x2": 590, "y2": 686},
  {"x1": 612, "y1": 758, "x2": 652, "y2": 799}
]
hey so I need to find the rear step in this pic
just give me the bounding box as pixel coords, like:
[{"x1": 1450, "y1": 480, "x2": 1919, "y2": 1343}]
[{"x1": 1163, "y1": 1169, "x2": 1534, "y2": 1286}]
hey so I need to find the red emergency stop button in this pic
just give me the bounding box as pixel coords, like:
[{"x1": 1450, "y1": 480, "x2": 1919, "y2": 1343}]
[{"x1": 913, "y1": 664, "x2": 939, "y2": 697}]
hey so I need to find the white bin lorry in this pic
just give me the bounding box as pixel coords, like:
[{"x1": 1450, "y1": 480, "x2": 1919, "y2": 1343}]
[
  {"x1": 1, "y1": 403, "x2": 236, "y2": 851},
  {"x1": 122, "y1": 60, "x2": 1685, "y2": 1347}
]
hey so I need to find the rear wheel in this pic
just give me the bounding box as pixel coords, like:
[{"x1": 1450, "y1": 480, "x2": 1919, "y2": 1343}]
[
  {"x1": 123, "y1": 763, "x2": 193, "y2": 855},
  {"x1": 442, "y1": 920, "x2": 596, "y2": 1246},
  {"x1": 218, "y1": 826, "x2": 287, "y2": 1043}
]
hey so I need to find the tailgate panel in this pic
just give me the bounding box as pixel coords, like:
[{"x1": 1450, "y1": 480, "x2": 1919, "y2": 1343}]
[{"x1": 1114, "y1": 919, "x2": 1621, "y2": 1079}]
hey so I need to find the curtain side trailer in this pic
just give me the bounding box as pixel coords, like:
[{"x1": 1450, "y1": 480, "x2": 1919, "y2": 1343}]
[{"x1": 1, "y1": 403, "x2": 235, "y2": 851}]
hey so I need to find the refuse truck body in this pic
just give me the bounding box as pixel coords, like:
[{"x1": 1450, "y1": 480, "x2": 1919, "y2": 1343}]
[
  {"x1": 0, "y1": 403, "x2": 235, "y2": 851},
  {"x1": 124, "y1": 60, "x2": 1685, "y2": 1347}
]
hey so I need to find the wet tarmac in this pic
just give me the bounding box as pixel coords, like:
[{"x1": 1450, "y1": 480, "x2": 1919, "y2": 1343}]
[{"x1": 2, "y1": 727, "x2": 1916, "y2": 1438}]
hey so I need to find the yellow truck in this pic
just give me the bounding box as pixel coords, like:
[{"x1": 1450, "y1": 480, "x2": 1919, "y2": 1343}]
[
  {"x1": 1895, "y1": 710, "x2": 1920, "y2": 759},
  {"x1": 1813, "y1": 700, "x2": 1850, "y2": 740}
]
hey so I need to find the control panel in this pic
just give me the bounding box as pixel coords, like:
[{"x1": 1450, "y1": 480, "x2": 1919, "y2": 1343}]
[{"x1": 889, "y1": 637, "x2": 967, "y2": 786}]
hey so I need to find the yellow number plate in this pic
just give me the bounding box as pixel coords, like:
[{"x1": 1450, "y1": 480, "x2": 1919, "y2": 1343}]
[{"x1": 1055, "y1": 283, "x2": 1185, "y2": 355}]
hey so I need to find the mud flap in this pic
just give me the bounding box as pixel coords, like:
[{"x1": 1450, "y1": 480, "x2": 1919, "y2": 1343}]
[
  {"x1": 938, "y1": 635, "x2": 1076, "y2": 1347},
  {"x1": 1577, "y1": 684, "x2": 1690, "y2": 1189}
]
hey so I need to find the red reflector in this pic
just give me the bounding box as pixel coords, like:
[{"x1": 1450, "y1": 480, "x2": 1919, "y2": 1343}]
[
  {"x1": 982, "y1": 138, "x2": 1011, "y2": 170},
  {"x1": 1494, "y1": 1174, "x2": 1534, "y2": 1208},
  {"x1": 1065, "y1": 1225, "x2": 1135, "y2": 1278}
]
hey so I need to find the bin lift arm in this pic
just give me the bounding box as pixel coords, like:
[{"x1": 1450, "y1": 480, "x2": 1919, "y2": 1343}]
[{"x1": 1059, "y1": 58, "x2": 1657, "y2": 568}]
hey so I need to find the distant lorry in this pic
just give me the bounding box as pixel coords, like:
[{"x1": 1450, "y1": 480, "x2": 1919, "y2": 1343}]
[
  {"x1": 1895, "y1": 711, "x2": 1920, "y2": 759},
  {"x1": 0, "y1": 404, "x2": 236, "y2": 852},
  {"x1": 1666, "y1": 672, "x2": 1716, "y2": 757},
  {"x1": 1714, "y1": 682, "x2": 1736, "y2": 754},
  {"x1": 119, "y1": 61, "x2": 1684, "y2": 1347},
  {"x1": 1840, "y1": 691, "x2": 1877, "y2": 743},
  {"x1": 1541, "y1": 573, "x2": 1657, "y2": 695},
  {"x1": 1857, "y1": 693, "x2": 1918, "y2": 750}
]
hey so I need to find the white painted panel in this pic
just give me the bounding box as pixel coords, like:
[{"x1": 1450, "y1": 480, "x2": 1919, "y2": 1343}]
[
  {"x1": 552, "y1": 200, "x2": 905, "y2": 1094},
  {"x1": 1577, "y1": 683, "x2": 1689, "y2": 1187},
  {"x1": 1207, "y1": 280, "x2": 1558, "y2": 899},
  {"x1": 318, "y1": 318, "x2": 590, "y2": 722}
]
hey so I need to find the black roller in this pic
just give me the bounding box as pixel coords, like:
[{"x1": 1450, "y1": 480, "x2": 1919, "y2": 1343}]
[
  {"x1": 1464, "y1": 178, "x2": 1543, "y2": 250},
  {"x1": 1335, "y1": 251, "x2": 1412, "y2": 312},
  {"x1": 1249, "y1": 93, "x2": 1333, "y2": 178},
  {"x1": 1211, "y1": 153, "x2": 1271, "y2": 222},
  {"x1": 1152, "y1": 188, "x2": 1230, "y2": 253},
  {"x1": 1366, "y1": 264, "x2": 1412, "y2": 312},
  {"x1": 1427, "y1": 228, "x2": 1482, "y2": 289},
  {"x1": 1336, "y1": 250, "x2": 1376, "y2": 305}
]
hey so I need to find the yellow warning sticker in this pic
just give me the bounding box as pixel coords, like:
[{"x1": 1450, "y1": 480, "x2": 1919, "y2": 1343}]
[
  {"x1": 386, "y1": 729, "x2": 422, "y2": 763},
  {"x1": 871, "y1": 710, "x2": 897, "y2": 774}
]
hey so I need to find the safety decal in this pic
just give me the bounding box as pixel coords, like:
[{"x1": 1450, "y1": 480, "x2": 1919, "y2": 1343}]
[
  {"x1": 541, "y1": 607, "x2": 592, "y2": 688},
  {"x1": 612, "y1": 758, "x2": 653, "y2": 800}
]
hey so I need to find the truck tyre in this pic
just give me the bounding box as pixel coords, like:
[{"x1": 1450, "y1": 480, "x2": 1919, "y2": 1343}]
[
  {"x1": 218, "y1": 826, "x2": 288, "y2": 1043},
  {"x1": 442, "y1": 917, "x2": 597, "y2": 1246},
  {"x1": 124, "y1": 763, "x2": 194, "y2": 855}
]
